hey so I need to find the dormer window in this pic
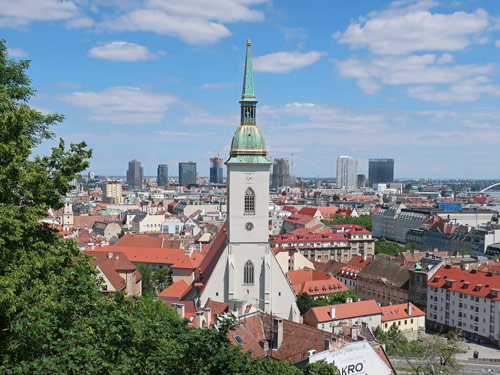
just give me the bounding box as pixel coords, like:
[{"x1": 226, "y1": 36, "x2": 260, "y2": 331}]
[{"x1": 244, "y1": 188, "x2": 255, "y2": 215}]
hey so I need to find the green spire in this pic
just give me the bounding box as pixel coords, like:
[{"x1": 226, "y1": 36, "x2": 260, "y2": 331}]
[
  {"x1": 226, "y1": 40, "x2": 271, "y2": 165},
  {"x1": 240, "y1": 40, "x2": 257, "y2": 125},
  {"x1": 241, "y1": 39, "x2": 256, "y2": 101}
]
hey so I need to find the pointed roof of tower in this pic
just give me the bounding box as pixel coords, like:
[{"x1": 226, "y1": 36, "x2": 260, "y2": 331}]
[
  {"x1": 241, "y1": 39, "x2": 256, "y2": 102},
  {"x1": 227, "y1": 40, "x2": 271, "y2": 165}
]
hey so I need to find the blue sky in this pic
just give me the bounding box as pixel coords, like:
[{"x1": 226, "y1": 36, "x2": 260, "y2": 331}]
[{"x1": 3, "y1": 0, "x2": 500, "y2": 178}]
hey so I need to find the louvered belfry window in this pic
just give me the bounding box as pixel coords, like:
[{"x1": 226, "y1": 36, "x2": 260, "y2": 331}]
[{"x1": 244, "y1": 188, "x2": 255, "y2": 215}]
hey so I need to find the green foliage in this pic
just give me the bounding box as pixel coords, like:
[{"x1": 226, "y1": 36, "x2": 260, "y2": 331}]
[
  {"x1": 303, "y1": 360, "x2": 337, "y2": 375},
  {"x1": 375, "y1": 236, "x2": 416, "y2": 255},
  {"x1": 137, "y1": 263, "x2": 173, "y2": 297},
  {"x1": 321, "y1": 215, "x2": 372, "y2": 231},
  {"x1": 374, "y1": 325, "x2": 464, "y2": 375},
  {"x1": 373, "y1": 324, "x2": 408, "y2": 355},
  {"x1": 251, "y1": 357, "x2": 302, "y2": 375},
  {"x1": 297, "y1": 291, "x2": 361, "y2": 315}
]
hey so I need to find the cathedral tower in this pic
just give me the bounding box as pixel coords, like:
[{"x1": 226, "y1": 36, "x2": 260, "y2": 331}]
[{"x1": 198, "y1": 41, "x2": 299, "y2": 322}]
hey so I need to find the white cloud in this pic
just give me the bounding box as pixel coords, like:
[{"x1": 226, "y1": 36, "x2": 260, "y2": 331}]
[
  {"x1": 336, "y1": 54, "x2": 497, "y2": 94},
  {"x1": 407, "y1": 77, "x2": 500, "y2": 104},
  {"x1": 102, "y1": 0, "x2": 267, "y2": 44},
  {"x1": 6, "y1": 47, "x2": 27, "y2": 57},
  {"x1": 65, "y1": 16, "x2": 94, "y2": 29},
  {"x1": 335, "y1": 1, "x2": 489, "y2": 55},
  {"x1": 59, "y1": 87, "x2": 178, "y2": 124},
  {"x1": 0, "y1": 0, "x2": 81, "y2": 27},
  {"x1": 88, "y1": 41, "x2": 158, "y2": 62},
  {"x1": 253, "y1": 51, "x2": 326, "y2": 73},
  {"x1": 179, "y1": 111, "x2": 238, "y2": 127},
  {"x1": 495, "y1": 40, "x2": 500, "y2": 48}
]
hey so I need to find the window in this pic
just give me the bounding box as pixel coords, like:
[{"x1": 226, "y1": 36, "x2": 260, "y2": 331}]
[
  {"x1": 244, "y1": 188, "x2": 255, "y2": 215},
  {"x1": 244, "y1": 260, "x2": 254, "y2": 285}
]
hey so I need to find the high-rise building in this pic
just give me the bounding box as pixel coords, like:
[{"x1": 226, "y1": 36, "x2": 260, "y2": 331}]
[
  {"x1": 271, "y1": 158, "x2": 290, "y2": 190},
  {"x1": 368, "y1": 158, "x2": 394, "y2": 187},
  {"x1": 210, "y1": 157, "x2": 224, "y2": 184},
  {"x1": 88, "y1": 171, "x2": 95, "y2": 180},
  {"x1": 336, "y1": 156, "x2": 357, "y2": 191},
  {"x1": 157, "y1": 164, "x2": 168, "y2": 187},
  {"x1": 127, "y1": 159, "x2": 143, "y2": 189},
  {"x1": 179, "y1": 161, "x2": 197, "y2": 186},
  {"x1": 103, "y1": 181, "x2": 123, "y2": 204},
  {"x1": 357, "y1": 174, "x2": 367, "y2": 188}
]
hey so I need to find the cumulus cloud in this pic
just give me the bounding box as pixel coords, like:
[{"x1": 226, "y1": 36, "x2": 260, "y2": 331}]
[
  {"x1": 333, "y1": 1, "x2": 499, "y2": 102},
  {"x1": 335, "y1": 1, "x2": 489, "y2": 55},
  {"x1": 6, "y1": 47, "x2": 27, "y2": 57},
  {"x1": 88, "y1": 41, "x2": 160, "y2": 62},
  {"x1": 59, "y1": 87, "x2": 178, "y2": 124},
  {"x1": 336, "y1": 55, "x2": 497, "y2": 94},
  {"x1": 102, "y1": 0, "x2": 267, "y2": 44},
  {"x1": 253, "y1": 51, "x2": 326, "y2": 73},
  {"x1": 0, "y1": 0, "x2": 81, "y2": 27}
]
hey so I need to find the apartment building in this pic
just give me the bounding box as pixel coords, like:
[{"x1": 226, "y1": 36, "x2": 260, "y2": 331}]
[{"x1": 426, "y1": 265, "x2": 500, "y2": 346}]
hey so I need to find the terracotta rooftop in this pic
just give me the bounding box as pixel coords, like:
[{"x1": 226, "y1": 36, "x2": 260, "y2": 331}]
[
  {"x1": 308, "y1": 300, "x2": 382, "y2": 322},
  {"x1": 380, "y1": 302, "x2": 425, "y2": 322},
  {"x1": 157, "y1": 279, "x2": 189, "y2": 299},
  {"x1": 427, "y1": 265, "x2": 500, "y2": 301}
]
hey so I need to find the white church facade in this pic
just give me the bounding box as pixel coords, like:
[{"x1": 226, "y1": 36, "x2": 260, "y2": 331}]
[{"x1": 193, "y1": 40, "x2": 300, "y2": 322}]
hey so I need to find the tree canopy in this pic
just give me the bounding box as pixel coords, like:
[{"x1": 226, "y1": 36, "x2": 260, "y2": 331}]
[
  {"x1": 296, "y1": 290, "x2": 361, "y2": 315},
  {"x1": 321, "y1": 215, "x2": 372, "y2": 231}
]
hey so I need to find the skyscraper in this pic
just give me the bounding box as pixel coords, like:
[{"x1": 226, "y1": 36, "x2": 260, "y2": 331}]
[
  {"x1": 179, "y1": 161, "x2": 197, "y2": 186},
  {"x1": 157, "y1": 164, "x2": 168, "y2": 187},
  {"x1": 126, "y1": 159, "x2": 143, "y2": 189},
  {"x1": 368, "y1": 158, "x2": 394, "y2": 186},
  {"x1": 357, "y1": 174, "x2": 367, "y2": 188},
  {"x1": 209, "y1": 157, "x2": 224, "y2": 184},
  {"x1": 336, "y1": 155, "x2": 357, "y2": 191},
  {"x1": 271, "y1": 158, "x2": 290, "y2": 190}
]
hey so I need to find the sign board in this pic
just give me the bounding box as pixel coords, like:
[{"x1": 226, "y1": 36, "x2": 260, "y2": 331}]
[{"x1": 309, "y1": 341, "x2": 392, "y2": 375}]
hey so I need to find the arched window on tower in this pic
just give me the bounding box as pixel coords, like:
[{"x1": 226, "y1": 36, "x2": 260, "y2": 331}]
[
  {"x1": 244, "y1": 188, "x2": 255, "y2": 215},
  {"x1": 244, "y1": 260, "x2": 254, "y2": 285}
]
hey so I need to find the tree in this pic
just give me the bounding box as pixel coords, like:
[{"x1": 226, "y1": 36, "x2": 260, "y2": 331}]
[
  {"x1": 137, "y1": 263, "x2": 173, "y2": 297},
  {"x1": 303, "y1": 360, "x2": 337, "y2": 375},
  {"x1": 321, "y1": 215, "x2": 372, "y2": 231},
  {"x1": 297, "y1": 291, "x2": 362, "y2": 315}
]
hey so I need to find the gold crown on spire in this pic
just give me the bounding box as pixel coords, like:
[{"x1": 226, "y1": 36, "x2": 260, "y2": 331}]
[{"x1": 246, "y1": 39, "x2": 251, "y2": 46}]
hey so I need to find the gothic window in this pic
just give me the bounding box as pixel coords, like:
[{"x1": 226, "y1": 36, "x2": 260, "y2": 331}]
[
  {"x1": 244, "y1": 260, "x2": 254, "y2": 285},
  {"x1": 244, "y1": 188, "x2": 255, "y2": 215}
]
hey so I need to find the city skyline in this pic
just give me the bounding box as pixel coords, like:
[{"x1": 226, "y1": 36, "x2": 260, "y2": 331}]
[{"x1": 3, "y1": 1, "x2": 500, "y2": 178}]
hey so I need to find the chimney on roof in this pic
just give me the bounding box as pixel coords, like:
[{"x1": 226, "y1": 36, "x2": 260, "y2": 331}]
[
  {"x1": 196, "y1": 310, "x2": 204, "y2": 329},
  {"x1": 173, "y1": 303, "x2": 185, "y2": 319},
  {"x1": 363, "y1": 255, "x2": 367, "y2": 262},
  {"x1": 346, "y1": 298, "x2": 353, "y2": 304},
  {"x1": 308, "y1": 349, "x2": 316, "y2": 357},
  {"x1": 203, "y1": 307, "x2": 211, "y2": 329},
  {"x1": 199, "y1": 242, "x2": 202, "y2": 253},
  {"x1": 408, "y1": 302, "x2": 412, "y2": 317},
  {"x1": 330, "y1": 307, "x2": 336, "y2": 320},
  {"x1": 272, "y1": 317, "x2": 284, "y2": 349},
  {"x1": 107, "y1": 252, "x2": 113, "y2": 259}
]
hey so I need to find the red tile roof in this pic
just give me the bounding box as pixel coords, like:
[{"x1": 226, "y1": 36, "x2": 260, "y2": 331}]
[
  {"x1": 380, "y1": 302, "x2": 425, "y2": 322},
  {"x1": 427, "y1": 265, "x2": 500, "y2": 301},
  {"x1": 157, "y1": 279, "x2": 189, "y2": 299},
  {"x1": 308, "y1": 300, "x2": 382, "y2": 322},
  {"x1": 89, "y1": 245, "x2": 201, "y2": 269},
  {"x1": 287, "y1": 268, "x2": 329, "y2": 284},
  {"x1": 284, "y1": 213, "x2": 317, "y2": 226},
  {"x1": 204, "y1": 298, "x2": 229, "y2": 315},
  {"x1": 115, "y1": 233, "x2": 172, "y2": 247},
  {"x1": 83, "y1": 250, "x2": 141, "y2": 291},
  {"x1": 297, "y1": 276, "x2": 349, "y2": 297},
  {"x1": 297, "y1": 207, "x2": 320, "y2": 217}
]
